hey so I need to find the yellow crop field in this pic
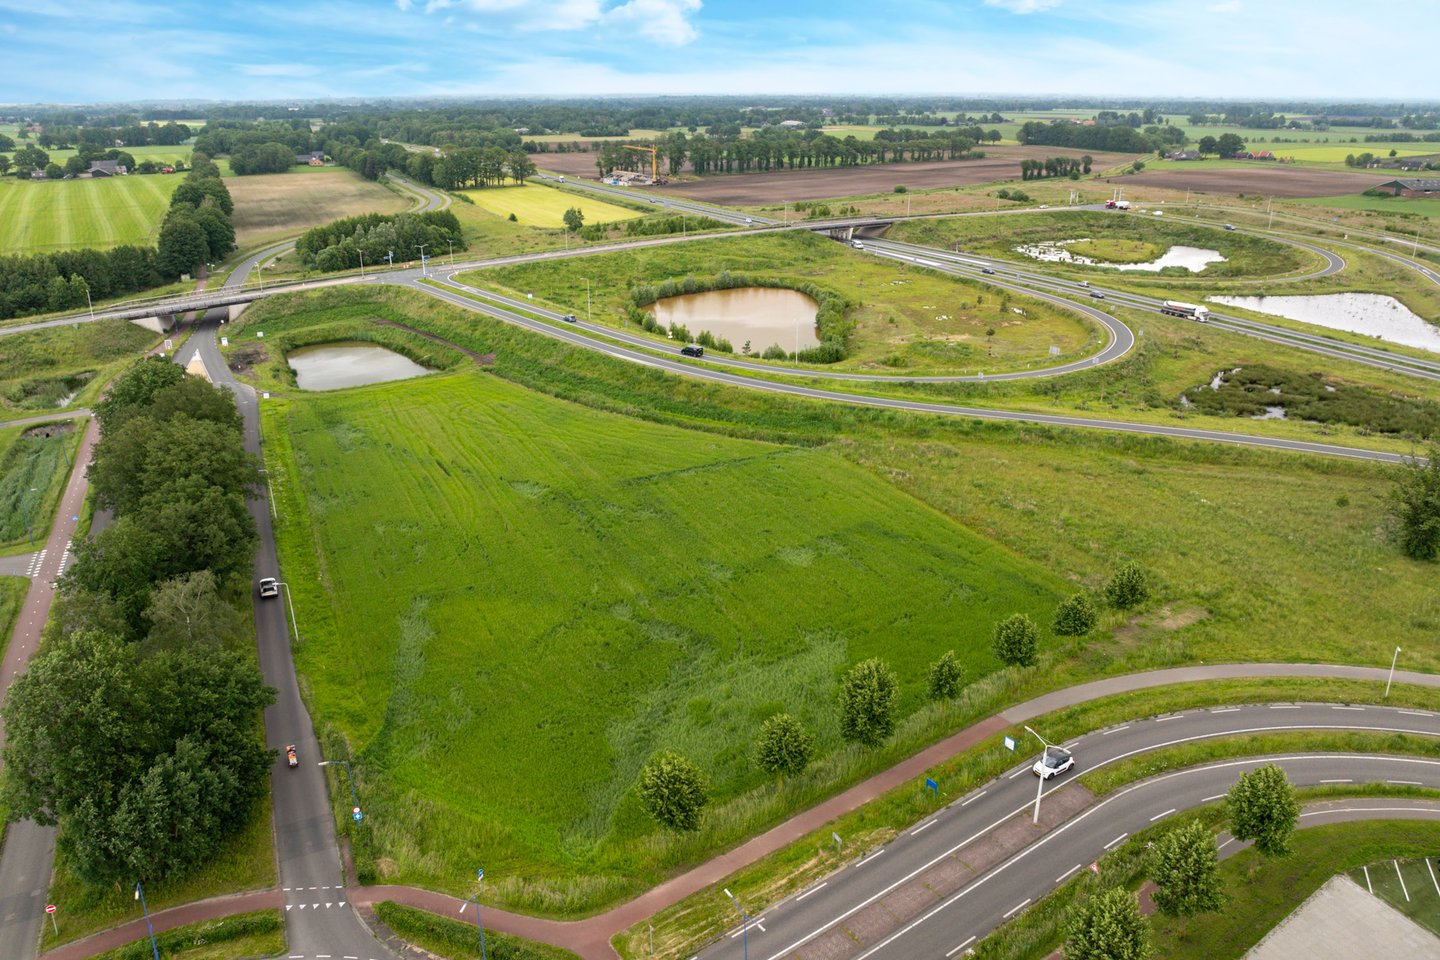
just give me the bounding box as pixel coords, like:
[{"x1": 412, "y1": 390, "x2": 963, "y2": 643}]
[{"x1": 458, "y1": 182, "x2": 643, "y2": 228}]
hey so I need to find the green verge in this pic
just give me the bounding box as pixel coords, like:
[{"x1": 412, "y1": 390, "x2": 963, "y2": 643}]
[
  {"x1": 81, "y1": 910, "x2": 284, "y2": 960},
  {"x1": 375, "y1": 902, "x2": 581, "y2": 960},
  {"x1": 39, "y1": 796, "x2": 277, "y2": 950},
  {"x1": 613, "y1": 678, "x2": 1440, "y2": 959},
  {"x1": 0, "y1": 320, "x2": 157, "y2": 418},
  {"x1": 0, "y1": 419, "x2": 86, "y2": 556}
]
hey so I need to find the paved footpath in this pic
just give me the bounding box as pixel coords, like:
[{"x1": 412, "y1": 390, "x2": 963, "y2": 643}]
[{"x1": 38, "y1": 661, "x2": 1440, "y2": 960}]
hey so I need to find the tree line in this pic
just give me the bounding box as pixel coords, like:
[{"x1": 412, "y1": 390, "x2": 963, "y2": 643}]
[
  {"x1": 155, "y1": 153, "x2": 236, "y2": 280},
  {"x1": 294, "y1": 210, "x2": 466, "y2": 271},
  {"x1": 1, "y1": 359, "x2": 274, "y2": 885},
  {"x1": 1019, "y1": 156, "x2": 1093, "y2": 180},
  {"x1": 1017, "y1": 121, "x2": 1181, "y2": 154}
]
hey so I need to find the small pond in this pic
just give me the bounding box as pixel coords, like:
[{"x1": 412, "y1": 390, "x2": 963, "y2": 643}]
[
  {"x1": 1208, "y1": 293, "x2": 1440, "y2": 354},
  {"x1": 649, "y1": 287, "x2": 821, "y2": 352},
  {"x1": 288, "y1": 342, "x2": 434, "y2": 391},
  {"x1": 1015, "y1": 239, "x2": 1227, "y2": 273}
]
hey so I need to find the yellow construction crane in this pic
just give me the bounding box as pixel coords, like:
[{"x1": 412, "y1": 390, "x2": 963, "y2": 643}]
[{"x1": 623, "y1": 144, "x2": 659, "y2": 182}]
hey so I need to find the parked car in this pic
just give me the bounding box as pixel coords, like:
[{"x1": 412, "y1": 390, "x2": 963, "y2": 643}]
[
  {"x1": 1033, "y1": 746, "x2": 1075, "y2": 779},
  {"x1": 258, "y1": 577, "x2": 279, "y2": 599},
  {"x1": 285, "y1": 744, "x2": 298, "y2": 768},
  {"x1": 680, "y1": 345, "x2": 704, "y2": 357},
  {"x1": 561, "y1": 314, "x2": 578, "y2": 323},
  {"x1": 1089, "y1": 291, "x2": 1106, "y2": 299}
]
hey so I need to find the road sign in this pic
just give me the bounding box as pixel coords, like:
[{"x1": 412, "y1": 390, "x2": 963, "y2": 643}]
[
  {"x1": 44, "y1": 905, "x2": 55, "y2": 914},
  {"x1": 1004, "y1": 736, "x2": 1016, "y2": 751},
  {"x1": 352, "y1": 806, "x2": 363, "y2": 822},
  {"x1": 164, "y1": 339, "x2": 173, "y2": 350},
  {"x1": 832, "y1": 832, "x2": 842, "y2": 849},
  {"x1": 925, "y1": 777, "x2": 938, "y2": 795},
  {"x1": 220, "y1": 336, "x2": 229, "y2": 347},
  {"x1": 477, "y1": 867, "x2": 485, "y2": 882}
]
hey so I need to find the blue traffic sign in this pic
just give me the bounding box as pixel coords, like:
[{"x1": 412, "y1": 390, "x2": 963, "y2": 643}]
[
  {"x1": 352, "y1": 806, "x2": 363, "y2": 822},
  {"x1": 924, "y1": 778, "x2": 938, "y2": 795}
]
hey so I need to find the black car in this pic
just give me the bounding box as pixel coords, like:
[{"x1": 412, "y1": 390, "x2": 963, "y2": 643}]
[
  {"x1": 981, "y1": 267, "x2": 996, "y2": 275},
  {"x1": 561, "y1": 313, "x2": 578, "y2": 322},
  {"x1": 1089, "y1": 291, "x2": 1106, "y2": 299},
  {"x1": 680, "y1": 345, "x2": 705, "y2": 357}
]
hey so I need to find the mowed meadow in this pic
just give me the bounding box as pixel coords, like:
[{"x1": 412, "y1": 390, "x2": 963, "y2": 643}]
[
  {"x1": 0, "y1": 175, "x2": 183, "y2": 254},
  {"x1": 263, "y1": 366, "x2": 1066, "y2": 908}
]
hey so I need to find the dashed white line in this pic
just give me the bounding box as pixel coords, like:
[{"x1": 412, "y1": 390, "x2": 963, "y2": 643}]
[
  {"x1": 1320, "y1": 778, "x2": 1353, "y2": 784},
  {"x1": 1104, "y1": 832, "x2": 1129, "y2": 850},
  {"x1": 1155, "y1": 714, "x2": 1181, "y2": 722},
  {"x1": 1008, "y1": 768, "x2": 1027, "y2": 779},
  {"x1": 1056, "y1": 864, "x2": 1083, "y2": 883},
  {"x1": 795, "y1": 882, "x2": 827, "y2": 902},
  {"x1": 858, "y1": 850, "x2": 884, "y2": 867},
  {"x1": 1332, "y1": 706, "x2": 1365, "y2": 711},
  {"x1": 960, "y1": 790, "x2": 987, "y2": 806},
  {"x1": 1269, "y1": 704, "x2": 1302, "y2": 709},
  {"x1": 1202, "y1": 794, "x2": 1226, "y2": 802},
  {"x1": 1388, "y1": 780, "x2": 1422, "y2": 786},
  {"x1": 1400, "y1": 711, "x2": 1433, "y2": 718},
  {"x1": 911, "y1": 820, "x2": 938, "y2": 836},
  {"x1": 1101, "y1": 725, "x2": 1130, "y2": 736},
  {"x1": 1210, "y1": 707, "x2": 1240, "y2": 714},
  {"x1": 1002, "y1": 898, "x2": 1031, "y2": 919},
  {"x1": 945, "y1": 935, "x2": 976, "y2": 956},
  {"x1": 1149, "y1": 808, "x2": 1177, "y2": 822}
]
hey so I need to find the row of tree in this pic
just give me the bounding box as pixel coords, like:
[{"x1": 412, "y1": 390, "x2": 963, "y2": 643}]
[
  {"x1": 1019, "y1": 156, "x2": 1093, "y2": 180},
  {"x1": 0, "y1": 245, "x2": 162, "y2": 320},
  {"x1": 1, "y1": 359, "x2": 275, "y2": 885},
  {"x1": 155, "y1": 154, "x2": 236, "y2": 280},
  {"x1": 294, "y1": 210, "x2": 466, "y2": 272},
  {"x1": 404, "y1": 147, "x2": 536, "y2": 191},
  {"x1": 1017, "y1": 121, "x2": 1173, "y2": 154},
  {"x1": 638, "y1": 563, "x2": 1151, "y2": 831}
]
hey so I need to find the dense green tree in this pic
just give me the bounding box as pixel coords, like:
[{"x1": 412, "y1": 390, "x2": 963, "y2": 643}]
[
  {"x1": 755, "y1": 713, "x2": 817, "y2": 776},
  {"x1": 157, "y1": 213, "x2": 209, "y2": 279},
  {"x1": 0, "y1": 155, "x2": 11, "y2": 177},
  {"x1": 93, "y1": 357, "x2": 187, "y2": 435},
  {"x1": 563, "y1": 206, "x2": 585, "y2": 232},
  {"x1": 193, "y1": 204, "x2": 235, "y2": 260},
  {"x1": 992, "y1": 613, "x2": 1040, "y2": 667},
  {"x1": 838, "y1": 658, "x2": 899, "y2": 746},
  {"x1": 1065, "y1": 886, "x2": 1151, "y2": 960},
  {"x1": 90, "y1": 413, "x2": 258, "y2": 517},
  {"x1": 0, "y1": 631, "x2": 274, "y2": 883},
  {"x1": 1104, "y1": 561, "x2": 1150, "y2": 610},
  {"x1": 61, "y1": 518, "x2": 164, "y2": 636},
  {"x1": 637, "y1": 751, "x2": 708, "y2": 831},
  {"x1": 926, "y1": 649, "x2": 964, "y2": 701},
  {"x1": 1216, "y1": 132, "x2": 1246, "y2": 157},
  {"x1": 1388, "y1": 447, "x2": 1440, "y2": 560},
  {"x1": 1197, "y1": 135, "x2": 1219, "y2": 156},
  {"x1": 44, "y1": 162, "x2": 63, "y2": 179},
  {"x1": 1227, "y1": 764, "x2": 1299, "y2": 858},
  {"x1": 139, "y1": 486, "x2": 256, "y2": 582},
  {"x1": 1053, "y1": 592, "x2": 1098, "y2": 636},
  {"x1": 1148, "y1": 821, "x2": 1224, "y2": 918},
  {"x1": 145, "y1": 571, "x2": 243, "y2": 652},
  {"x1": 142, "y1": 375, "x2": 244, "y2": 432}
]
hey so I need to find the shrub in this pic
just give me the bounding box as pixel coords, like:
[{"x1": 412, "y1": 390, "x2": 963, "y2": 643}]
[
  {"x1": 637, "y1": 751, "x2": 708, "y2": 831},
  {"x1": 1104, "y1": 561, "x2": 1150, "y2": 610},
  {"x1": 1387, "y1": 447, "x2": 1440, "y2": 560},
  {"x1": 838, "y1": 658, "x2": 898, "y2": 746},
  {"x1": 992, "y1": 613, "x2": 1039, "y2": 667},
  {"x1": 1053, "y1": 592, "x2": 1098, "y2": 636},
  {"x1": 754, "y1": 714, "x2": 816, "y2": 776},
  {"x1": 926, "y1": 650, "x2": 963, "y2": 701}
]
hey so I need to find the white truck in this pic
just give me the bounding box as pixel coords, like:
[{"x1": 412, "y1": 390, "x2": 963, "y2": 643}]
[
  {"x1": 1105, "y1": 199, "x2": 1132, "y2": 210},
  {"x1": 1160, "y1": 300, "x2": 1209, "y2": 322}
]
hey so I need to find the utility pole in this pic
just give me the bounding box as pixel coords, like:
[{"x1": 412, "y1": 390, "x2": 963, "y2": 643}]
[
  {"x1": 1386, "y1": 646, "x2": 1402, "y2": 698},
  {"x1": 358, "y1": 249, "x2": 365, "y2": 277}
]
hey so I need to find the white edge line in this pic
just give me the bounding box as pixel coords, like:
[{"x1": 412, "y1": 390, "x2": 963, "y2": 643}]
[
  {"x1": 1056, "y1": 863, "x2": 1083, "y2": 883},
  {"x1": 795, "y1": 881, "x2": 827, "y2": 902},
  {"x1": 911, "y1": 819, "x2": 938, "y2": 836},
  {"x1": 960, "y1": 790, "x2": 987, "y2": 806},
  {"x1": 1104, "y1": 832, "x2": 1129, "y2": 850},
  {"x1": 1002, "y1": 898, "x2": 1031, "y2": 919},
  {"x1": 946, "y1": 935, "x2": 977, "y2": 957},
  {"x1": 1202, "y1": 794, "x2": 1227, "y2": 802},
  {"x1": 1149, "y1": 808, "x2": 1177, "y2": 822}
]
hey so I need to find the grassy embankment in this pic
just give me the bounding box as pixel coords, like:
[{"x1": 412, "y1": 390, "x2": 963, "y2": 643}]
[
  {"x1": 231, "y1": 285, "x2": 1439, "y2": 922},
  {"x1": 462, "y1": 230, "x2": 1099, "y2": 373},
  {"x1": 0, "y1": 175, "x2": 185, "y2": 255},
  {"x1": 0, "y1": 320, "x2": 158, "y2": 415},
  {"x1": 80, "y1": 911, "x2": 284, "y2": 960},
  {"x1": 0, "y1": 420, "x2": 86, "y2": 556}
]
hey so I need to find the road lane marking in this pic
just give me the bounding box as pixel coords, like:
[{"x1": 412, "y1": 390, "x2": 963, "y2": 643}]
[
  {"x1": 1400, "y1": 710, "x2": 1433, "y2": 717},
  {"x1": 1101, "y1": 725, "x2": 1130, "y2": 736},
  {"x1": 1104, "y1": 832, "x2": 1128, "y2": 850},
  {"x1": 1155, "y1": 714, "x2": 1181, "y2": 722},
  {"x1": 796, "y1": 882, "x2": 827, "y2": 902},
  {"x1": 911, "y1": 820, "x2": 938, "y2": 836},
  {"x1": 858, "y1": 850, "x2": 884, "y2": 867},
  {"x1": 1269, "y1": 705, "x2": 1302, "y2": 709},
  {"x1": 1388, "y1": 780, "x2": 1422, "y2": 786},
  {"x1": 1332, "y1": 706, "x2": 1365, "y2": 711},
  {"x1": 1210, "y1": 707, "x2": 1240, "y2": 713},
  {"x1": 1364, "y1": 865, "x2": 1373, "y2": 893},
  {"x1": 1428, "y1": 858, "x2": 1440, "y2": 899},
  {"x1": 1056, "y1": 864, "x2": 1083, "y2": 883},
  {"x1": 960, "y1": 790, "x2": 987, "y2": 806},
  {"x1": 1002, "y1": 898, "x2": 1031, "y2": 918},
  {"x1": 1008, "y1": 768, "x2": 1027, "y2": 779},
  {"x1": 946, "y1": 935, "x2": 976, "y2": 956},
  {"x1": 1150, "y1": 808, "x2": 1176, "y2": 821},
  {"x1": 1321, "y1": 779, "x2": 1353, "y2": 784}
]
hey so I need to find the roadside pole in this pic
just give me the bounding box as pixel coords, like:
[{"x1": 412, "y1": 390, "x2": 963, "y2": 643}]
[{"x1": 1386, "y1": 646, "x2": 1402, "y2": 698}]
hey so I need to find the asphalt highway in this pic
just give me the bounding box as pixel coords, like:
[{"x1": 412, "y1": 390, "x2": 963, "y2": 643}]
[{"x1": 694, "y1": 702, "x2": 1440, "y2": 960}]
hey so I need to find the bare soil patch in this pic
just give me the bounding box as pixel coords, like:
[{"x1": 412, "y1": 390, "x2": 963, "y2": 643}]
[
  {"x1": 533, "y1": 146, "x2": 1138, "y2": 206},
  {"x1": 227, "y1": 170, "x2": 408, "y2": 247},
  {"x1": 1121, "y1": 166, "x2": 1389, "y2": 199}
]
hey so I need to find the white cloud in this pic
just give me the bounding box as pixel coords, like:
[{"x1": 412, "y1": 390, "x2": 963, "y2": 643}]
[
  {"x1": 395, "y1": 0, "x2": 412, "y2": 9},
  {"x1": 608, "y1": 0, "x2": 700, "y2": 45},
  {"x1": 982, "y1": 0, "x2": 1063, "y2": 13},
  {"x1": 1207, "y1": 0, "x2": 1241, "y2": 11},
  {"x1": 239, "y1": 63, "x2": 324, "y2": 77}
]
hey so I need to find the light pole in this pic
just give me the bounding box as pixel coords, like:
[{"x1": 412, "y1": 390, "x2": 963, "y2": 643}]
[
  {"x1": 459, "y1": 868, "x2": 489, "y2": 960},
  {"x1": 80, "y1": 277, "x2": 94, "y2": 320},
  {"x1": 1386, "y1": 646, "x2": 1402, "y2": 698},
  {"x1": 1024, "y1": 724, "x2": 1054, "y2": 824},
  {"x1": 317, "y1": 759, "x2": 362, "y2": 823},
  {"x1": 724, "y1": 888, "x2": 749, "y2": 960},
  {"x1": 277, "y1": 581, "x2": 300, "y2": 646},
  {"x1": 385, "y1": 250, "x2": 395, "y2": 270},
  {"x1": 447, "y1": 238, "x2": 455, "y2": 265},
  {"x1": 134, "y1": 882, "x2": 160, "y2": 960},
  {"x1": 416, "y1": 243, "x2": 429, "y2": 277},
  {"x1": 358, "y1": 249, "x2": 366, "y2": 277}
]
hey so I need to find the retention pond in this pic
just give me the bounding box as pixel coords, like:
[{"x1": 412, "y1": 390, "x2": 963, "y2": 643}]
[
  {"x1": 649, "y1": 287, "x2": 821, "y2": 353},
  {"x1": 1208, "y1": 293, "x2": 1440, "y2": 353},
  {"x1": 289, "y1": 342, "x2": 434, "y2": 391}
]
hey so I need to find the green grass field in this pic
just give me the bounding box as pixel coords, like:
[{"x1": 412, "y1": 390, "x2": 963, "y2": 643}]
[
  {"x1": 1299, "y1": 194, "x2": 1440, "y2": 219},
  {"x1": 462, "y1": 230, "x2": 1098, "y2": 373},
  {"x1": 81, "y1": 911, "x2": 284, "y2": 960},
  {"x1": 458, "y1": 182, "x2": 644, "y2": 227},
  {"x1": 0, "y1": 423, "x2": 82, "y2": 553},
  {"x1": 0, "y1": 174, "x2": 184, "y2": 254},
  {"x1": 1352, "y1": 857, "x2": 1440, "y2": 936},
  {"x1": 0, "y1": 320, "x2": 158, "y2": 417},
  {"x1": 262, "y1": 363, "x2": 1067, "y2": 907}
]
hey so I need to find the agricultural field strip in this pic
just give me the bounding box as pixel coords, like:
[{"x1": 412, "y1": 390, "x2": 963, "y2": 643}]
[
  {"x1": 531, "y1": 173, "x2": 767, "y2": 226},
  {"x1": 694, "y1": 707, "x2": 1440, "y2": 960},
  {"x1": 409, "y1": 277, "x2": 1416, "y2": 465}
]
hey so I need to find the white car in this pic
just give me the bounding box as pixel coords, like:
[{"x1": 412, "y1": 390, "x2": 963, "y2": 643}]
[
  {"x1": 258, "y1": 577, "x2": 280, "y2": 599},
  {"x1": 1033, "y1": 746, "x2": 1075, "y2": 779}
]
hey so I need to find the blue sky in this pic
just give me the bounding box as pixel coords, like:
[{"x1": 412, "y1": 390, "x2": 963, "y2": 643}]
[{"x1": 0, "y1": 0, "x2": 1430, "y2": 105}]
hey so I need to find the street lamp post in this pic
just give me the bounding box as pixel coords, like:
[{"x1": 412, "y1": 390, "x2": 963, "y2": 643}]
[
  {"x1": 416, "y1": 243, "x2": 429, "y2": 277},
  {"x1": 448, "y1": 239, "x2": 455, "y2": 265},
  {"x1": 459, "y1": 868, "x2": 489, "y2": 960},
  {"x1": 276, "y1": 581, "x2": 300, "y2": 646},
  {"x1": 80, "y1": 278, "x2": 94, "y2": 321},
  {"x1": 724, "y1": 888, "x2": 749, "y2": 960},
  {"x1": 1386, "y1": 646, "x2": 1403, "y2": 698},
  {"x1": 358, "y1": 249, "x2": 365, "y2": 277},
  {"x1": 317, "y1": 759, "x2": 361, "y2": 821},
  {"x1": 1024, "y1": 725, "x2": 1055, "y2": 824},
  {"x1": 134, "y1": 882, "x2": 161, "y2": 960},
  {"x1": 586, "y1": 278, "x2": 592, "y2": 323}
]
